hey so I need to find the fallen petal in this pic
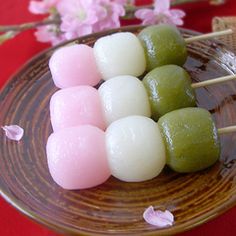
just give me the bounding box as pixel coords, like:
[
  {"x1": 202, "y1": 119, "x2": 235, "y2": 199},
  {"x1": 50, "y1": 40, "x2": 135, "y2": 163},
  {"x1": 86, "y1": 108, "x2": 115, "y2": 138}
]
[
  {"x1": 2, "y1": 125, "x2": 24, "y2": 141},
  {"x1": 143, "y1": 206, "x2": 174, "y2": 228}
]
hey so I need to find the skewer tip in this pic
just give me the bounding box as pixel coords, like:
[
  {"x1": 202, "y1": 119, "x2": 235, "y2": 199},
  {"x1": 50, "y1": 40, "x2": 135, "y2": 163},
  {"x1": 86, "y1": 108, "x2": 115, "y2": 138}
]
[
  {"x1": 191, "y1": 74, "x2": 236, "y2": 89},
  {"x1": 185, "y1": 28, "x2": 234, "y2": 44},
  {"x1": 218, "y1": 125, "x2": 236, "y2": 135}
]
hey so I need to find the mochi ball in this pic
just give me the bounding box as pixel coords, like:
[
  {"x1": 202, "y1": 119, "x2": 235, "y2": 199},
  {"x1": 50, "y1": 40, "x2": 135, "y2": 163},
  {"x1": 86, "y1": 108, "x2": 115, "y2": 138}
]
[
  {"x1": 46, "y1": 125, "x2": 110, "y2": 190},
  {"x1": 106, "y1": 116, "x2": 166, "y2": 182},
  {"x1": 50, "y1": 86, "x2": 106, "y2": 131},
  {"x1": 49, "y1": 44, "x2": 101, "y2": 88},
  {"x1": 94, "y1": 32, "x2": 146, "y2": 80},
  {"x1": 98, "y1": 75, "x2": 151, "y2": 125}
]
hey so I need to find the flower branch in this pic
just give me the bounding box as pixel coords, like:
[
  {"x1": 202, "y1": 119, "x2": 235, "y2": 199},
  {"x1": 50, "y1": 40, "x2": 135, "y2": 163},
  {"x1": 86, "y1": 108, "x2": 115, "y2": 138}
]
[
  {"x1": 0, "y1": 0, "x2": 226, "y2": 45},
  {"x1": 0, "y1": 18, "x2": 60, "y2": 33}
]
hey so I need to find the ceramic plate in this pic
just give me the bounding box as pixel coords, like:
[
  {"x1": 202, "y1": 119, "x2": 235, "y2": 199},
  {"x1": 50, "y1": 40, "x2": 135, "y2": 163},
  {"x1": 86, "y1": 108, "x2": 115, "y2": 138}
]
[{"x1": 1, "y1": 25, "x2": 236, "y2": 235}]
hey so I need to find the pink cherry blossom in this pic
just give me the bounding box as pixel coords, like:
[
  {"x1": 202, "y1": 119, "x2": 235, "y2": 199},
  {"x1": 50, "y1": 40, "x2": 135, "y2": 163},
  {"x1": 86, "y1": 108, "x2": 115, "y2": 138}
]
[
  {"x1": 28, "y1": 0, "x2": 185, "y2": 46},
  {"x1": 29, "y1": 0, "x2": 59, "y2": 14},
  {"x1": 2, "y1": 125, "x2": 24, "y2": 141},
  {"x1": 28, "y1": 0, "x2": 134, "y2": 45},
  {"x1": 143, "y1": 206, "x2": 174, "y2": 228},
  {"x1": 34, "y1": 25, "x2": 66, "y2": 45},
  {"x1": 57, "y1": 0, "x2": 99, "y2": 40},
  {"x1": 135, "y1": 0, "x2": 185, "y2": 26},
  {"x1": 93, "y1": 0, "x2": 125, "y2": 32}
]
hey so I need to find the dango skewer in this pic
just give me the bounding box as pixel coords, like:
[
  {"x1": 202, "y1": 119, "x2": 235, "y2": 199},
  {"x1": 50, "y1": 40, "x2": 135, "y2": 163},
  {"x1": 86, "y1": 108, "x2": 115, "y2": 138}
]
[
  {"x1": 143, "y1": 65, "x2": 236, "y2": 120},
  {"x1": 50, "y1": 67, "x2": 236, "y2": 131},
  {"x1": 46, "y1": 108, "x2": 236, "y2": 190},
  {"x1": 49, "y1": 25, "x2": 233, "y2": 88}
]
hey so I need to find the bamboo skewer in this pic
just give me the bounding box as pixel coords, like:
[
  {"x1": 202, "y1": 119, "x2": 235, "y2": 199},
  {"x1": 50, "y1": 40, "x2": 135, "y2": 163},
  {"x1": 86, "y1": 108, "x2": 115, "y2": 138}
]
[
  {"x1": 185, "y1": 29, "x2": 233, "y2": 43},
  {"x1": 187, "y1": 29, "x2": 236, "y2": 137},
  {"x1": 191, "y1": 74, "x2": 236, "y2": 89},
  {"x1": 185, "y1": 29, "x2": 235, "y2": 88},
  {"x1": 218, "y1": 126, "x2": 236, "y2": 135}
]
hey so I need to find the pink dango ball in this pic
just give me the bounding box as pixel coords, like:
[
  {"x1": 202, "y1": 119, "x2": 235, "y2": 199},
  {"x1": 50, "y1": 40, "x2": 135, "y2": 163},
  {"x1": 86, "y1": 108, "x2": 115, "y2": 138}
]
[
  {"x1": 49, "y1": 44, "x2": 101, "y2": 88},
  {"x1": 46, "y1": 125, "x2": 110, "y2": 190},
  {"x1": 50, "y1": 86, "x2": 106, "y2": 131}
]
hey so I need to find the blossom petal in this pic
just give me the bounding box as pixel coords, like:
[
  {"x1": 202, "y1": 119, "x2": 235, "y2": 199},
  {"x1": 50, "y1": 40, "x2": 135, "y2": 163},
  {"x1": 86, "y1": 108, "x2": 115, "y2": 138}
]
[
  {"x1": 29, "y1": 0, "x2": 58, "y2": 14},
  {"x1": 76, "y1": 25, "x2": 93, "y2": 37},
  {"x1": 91, "y1": 0, "x2": 125, "y2": 32},
  {"x1": 2, "y1": 125, "x2": 24, "y2": 141},
  {"x1": 57, "y1": 0, "x2": 81, "y2": 15},
  {"x1": 135, "y1": 9, "x2": 155, "y2": 20},
  {"x1": 135, "y1": 1, "x2": 185, "y2": 26},
  {"x1": 170, "y1": 9, "x2": 186, "y2": 18},
  {"x1": 143, "y1": 206, "x2": 174, "y2": 228},
  {"x1": 35, "y1": 26, "x2": 66, "y2": 45},
  {"x1": 154, "y1": 0, "x2": 170, "y2": 13},
  {"x1": 29, "y1": 1, "x2": 48, "y2": 14},
  {"x1": 170, "y1": 17, "x2": 184, "y2": 26}
]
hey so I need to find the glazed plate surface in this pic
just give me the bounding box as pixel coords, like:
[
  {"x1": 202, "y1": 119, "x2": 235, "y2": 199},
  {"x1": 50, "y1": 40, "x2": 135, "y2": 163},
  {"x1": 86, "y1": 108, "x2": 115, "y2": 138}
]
[{"x1": 1, "y1": 26, "x2": 236, "y2": 235}]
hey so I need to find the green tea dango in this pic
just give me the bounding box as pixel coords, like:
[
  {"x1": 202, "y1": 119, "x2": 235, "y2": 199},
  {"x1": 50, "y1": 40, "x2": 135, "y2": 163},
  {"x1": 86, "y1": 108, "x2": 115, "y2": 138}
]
[
  {"x1": 143, "y1": 65, "x2": 196, "y2": 121},
  {"x1": 158, "y1": 107, "x2": 220, "y2": 173},
  {"x1": 138, "y1": 24, "x2": 187, "y2": 71}
]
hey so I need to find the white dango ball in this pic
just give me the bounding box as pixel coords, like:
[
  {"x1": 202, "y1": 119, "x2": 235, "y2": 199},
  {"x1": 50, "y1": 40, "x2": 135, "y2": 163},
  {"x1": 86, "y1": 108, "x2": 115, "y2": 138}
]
[
  {"x1": 94, "y1": 32, "x2": 146, "y2": 80},
  {"x1": 106, "y1": 116, "x2": 166, "y2": 182},
  {"x1": 98, "y1": 75, "x2": 151, "y2": 126}
]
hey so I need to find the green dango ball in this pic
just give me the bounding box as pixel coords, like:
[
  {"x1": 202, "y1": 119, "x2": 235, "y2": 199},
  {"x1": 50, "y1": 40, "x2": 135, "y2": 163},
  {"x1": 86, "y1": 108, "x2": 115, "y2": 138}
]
[
  {"x1": 138, "y1": 24, "x2": 187, "y2": 71},
  {"x1": 158, "y1": 107, "x2": 220, "y2": 173},
  {"x1": 143, "y1": 65, "x2": 196, "y2": 121}
]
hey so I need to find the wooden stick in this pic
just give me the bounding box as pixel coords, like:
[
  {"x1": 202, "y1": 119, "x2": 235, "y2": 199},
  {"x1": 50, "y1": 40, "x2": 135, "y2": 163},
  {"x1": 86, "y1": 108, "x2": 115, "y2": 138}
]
[
  {"x1": 185, "y1": 29, "x2": 233, "y2": 44},
  {"x1": 218, "y1": 126, "x2": 236, "y2": 135},
  {"x1": 191, "y1": 74, "x2": 236, "y2": 89}
]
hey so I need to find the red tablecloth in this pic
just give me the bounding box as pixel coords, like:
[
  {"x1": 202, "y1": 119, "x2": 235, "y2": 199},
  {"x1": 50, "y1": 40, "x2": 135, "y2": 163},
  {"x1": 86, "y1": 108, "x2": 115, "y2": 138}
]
[{"x1": 0, "y1": 0, "x2": 236, "y2": 235}]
